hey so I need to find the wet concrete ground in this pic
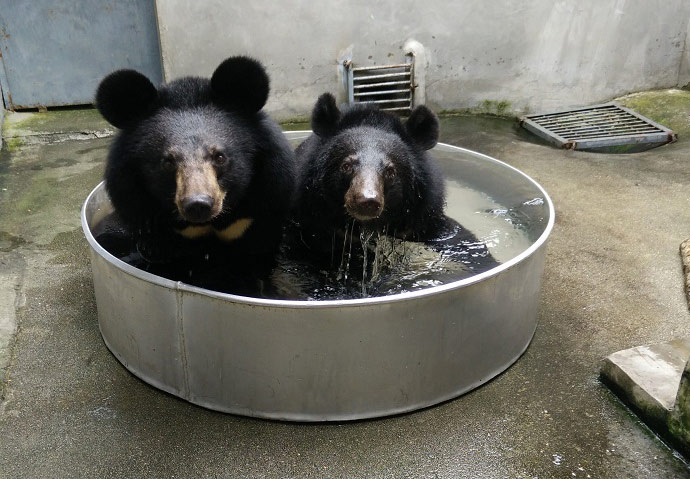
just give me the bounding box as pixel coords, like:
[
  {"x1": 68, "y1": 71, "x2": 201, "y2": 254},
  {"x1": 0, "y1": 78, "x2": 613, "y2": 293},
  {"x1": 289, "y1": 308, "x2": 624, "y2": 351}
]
[{"x1": 1, "y1": 95, "x2": 690, "y2": 478}]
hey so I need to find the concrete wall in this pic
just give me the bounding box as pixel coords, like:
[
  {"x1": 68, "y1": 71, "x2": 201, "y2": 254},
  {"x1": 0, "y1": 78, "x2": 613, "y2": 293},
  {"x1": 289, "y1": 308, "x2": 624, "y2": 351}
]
[
  {"x1": 679, "y1": 17, "x2": 690, "y2": 89},
  {"x1": 155, "y1": 0, "x2": 690, "y2": 120}
]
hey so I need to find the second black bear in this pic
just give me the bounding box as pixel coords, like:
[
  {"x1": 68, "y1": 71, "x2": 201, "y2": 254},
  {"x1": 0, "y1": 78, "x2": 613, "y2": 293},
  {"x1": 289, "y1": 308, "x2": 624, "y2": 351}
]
[
  {"x1": 95, "y1": 56, "x2": 296, "y2": 292},
  {"x1": 293, "y1": 93, "x2": 447, "y2": 253}
]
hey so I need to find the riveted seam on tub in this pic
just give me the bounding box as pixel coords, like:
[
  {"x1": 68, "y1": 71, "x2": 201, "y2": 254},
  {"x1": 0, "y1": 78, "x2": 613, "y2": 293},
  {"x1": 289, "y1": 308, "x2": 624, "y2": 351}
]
[{"x1": 176, "y1": 283, "x2": 191, "y2": 399}]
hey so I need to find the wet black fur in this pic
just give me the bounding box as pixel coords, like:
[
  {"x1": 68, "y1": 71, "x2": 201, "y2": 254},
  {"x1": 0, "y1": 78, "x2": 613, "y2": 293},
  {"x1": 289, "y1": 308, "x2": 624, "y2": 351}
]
[
  {"x1": 95, "y1": 57, "x2": 296, "y2": 287},
  {"x1": 293, "y1": 93, "x2": 446, "y2": 252}
]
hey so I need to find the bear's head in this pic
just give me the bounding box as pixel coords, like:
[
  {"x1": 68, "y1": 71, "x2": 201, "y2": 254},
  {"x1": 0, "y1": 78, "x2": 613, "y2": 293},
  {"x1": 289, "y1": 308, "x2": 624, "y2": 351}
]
[
  {"x1": 96, "y1": 57, "x2": 270, "y2": 226},
  {"x1": 309, "y1": 93, "x2": 440, "y2": 228}
]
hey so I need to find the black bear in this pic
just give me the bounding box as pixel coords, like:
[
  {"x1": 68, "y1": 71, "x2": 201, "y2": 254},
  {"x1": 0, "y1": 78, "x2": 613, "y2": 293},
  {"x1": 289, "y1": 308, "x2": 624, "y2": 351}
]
[
  {"x1": 293, "y1": 92, "x2": 447, "y2": 251},
  {"x1": 95, "y1": 56, "x2": 296, "y2": 293},
  {"x1": 284, "y1": 93, "x2": 497, "y2": 297}
]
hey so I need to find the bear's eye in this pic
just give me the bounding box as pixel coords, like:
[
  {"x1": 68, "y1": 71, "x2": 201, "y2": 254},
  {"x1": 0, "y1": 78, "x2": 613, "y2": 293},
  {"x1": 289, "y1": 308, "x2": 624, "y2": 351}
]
[
  {"x1": 161, "y1": 154, "x2": 176, "y2": 170},
  {"x1": 384, "y1": 165, "x2": 396, "y2": 180},
  {"x1": 212, "y1": 152, "x2": 226, "y2": 166},
  {"x1": 340, "y1": 160, "x2": 354, "y2": 175}
]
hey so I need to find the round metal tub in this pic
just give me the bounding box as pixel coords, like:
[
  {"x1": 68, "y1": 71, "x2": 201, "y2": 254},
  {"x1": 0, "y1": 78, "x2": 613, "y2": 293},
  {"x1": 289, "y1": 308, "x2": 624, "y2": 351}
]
[{"x1": 81, "y1": 133, "x2": 554, "y2": 421}]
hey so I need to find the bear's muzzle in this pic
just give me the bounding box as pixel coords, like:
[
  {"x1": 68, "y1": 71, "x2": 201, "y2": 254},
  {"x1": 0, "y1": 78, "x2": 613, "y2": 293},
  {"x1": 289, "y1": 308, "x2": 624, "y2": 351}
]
[
  {"x1": 345, "y1": 172, "x2": 384, "y2": 221},
  {"x1": 175, "y1": 163, "x2": 226, "y2": 223}
]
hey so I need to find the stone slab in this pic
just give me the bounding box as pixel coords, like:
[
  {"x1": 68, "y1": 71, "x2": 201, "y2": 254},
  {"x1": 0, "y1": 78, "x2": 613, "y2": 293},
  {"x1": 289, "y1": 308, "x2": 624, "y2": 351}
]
[
  {"x1": 601, "y1": 338, "x2": 690, "y2": 459},
  {"x1": 602, "y1": 339, "x2": 690, "y2": 413},
  {"x1": 2, "y1": 109, "x2": 113, "y2": 147}
]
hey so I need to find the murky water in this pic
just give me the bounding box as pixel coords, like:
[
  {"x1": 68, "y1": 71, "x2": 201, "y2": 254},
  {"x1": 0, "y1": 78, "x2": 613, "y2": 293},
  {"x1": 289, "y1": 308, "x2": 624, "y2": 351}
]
[
  {"x1": 265, "y1": 141, "x2": 549, "y2": 300},
  {"x1": 272, "y1": 181, "x2": 544, "y2": 300},
  {"x1": 93, "y1": 143, "x2": 550, "y2": 300}
]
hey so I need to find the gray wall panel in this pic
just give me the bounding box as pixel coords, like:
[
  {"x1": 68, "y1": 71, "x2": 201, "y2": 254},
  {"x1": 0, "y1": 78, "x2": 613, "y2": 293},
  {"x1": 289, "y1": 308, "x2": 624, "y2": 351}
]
[{"x1": 0, "y1": 0, "x2": 162, "y2": 109}]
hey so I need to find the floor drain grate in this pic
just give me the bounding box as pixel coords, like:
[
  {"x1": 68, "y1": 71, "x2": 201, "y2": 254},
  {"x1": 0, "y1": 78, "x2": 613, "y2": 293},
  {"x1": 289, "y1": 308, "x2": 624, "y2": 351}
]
[
  {"x1": 345, "y1": 62, "x2": 414, "y2": 113},
  {"x1": 520, "y1": 103, "x2": 676, "y2": 150}
]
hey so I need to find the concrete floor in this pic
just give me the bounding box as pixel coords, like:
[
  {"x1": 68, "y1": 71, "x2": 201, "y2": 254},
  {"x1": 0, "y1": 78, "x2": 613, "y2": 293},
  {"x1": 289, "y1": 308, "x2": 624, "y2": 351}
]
[{"x1": 1, "y1": 95, "x2": 689, "y2": 478}]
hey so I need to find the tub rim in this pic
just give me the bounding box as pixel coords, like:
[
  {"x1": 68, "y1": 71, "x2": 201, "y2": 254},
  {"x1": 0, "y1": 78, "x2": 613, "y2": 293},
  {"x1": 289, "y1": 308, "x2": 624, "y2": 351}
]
[{"x1": 81, "y1": 136, "x2": 555, "y2": 309}]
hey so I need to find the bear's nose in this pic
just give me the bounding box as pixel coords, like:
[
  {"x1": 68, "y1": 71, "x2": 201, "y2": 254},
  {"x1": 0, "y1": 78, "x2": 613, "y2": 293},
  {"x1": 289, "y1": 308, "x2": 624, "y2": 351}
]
[
  {"x1": 181, "y1": 194, "x2": 215, "y2": 223},
  {"x1": 352, "y1": 194, "x2": 383, "y2": 219}
]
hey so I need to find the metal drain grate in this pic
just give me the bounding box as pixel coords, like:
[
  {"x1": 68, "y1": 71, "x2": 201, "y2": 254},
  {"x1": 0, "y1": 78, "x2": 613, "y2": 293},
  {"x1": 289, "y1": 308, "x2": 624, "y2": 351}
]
[
  {"x1": 345, "y1": 62, "x2": 414, "y2": 112},
  {"x1": 520, "y1": 103, "x2": 676, "y2": 150}
]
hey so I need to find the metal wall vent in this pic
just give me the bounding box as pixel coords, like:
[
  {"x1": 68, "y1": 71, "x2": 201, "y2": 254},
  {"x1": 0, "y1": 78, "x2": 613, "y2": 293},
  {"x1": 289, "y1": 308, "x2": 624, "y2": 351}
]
[
  {"x1": 345, "y1": 61, "x2": 414, "y2": 113},
  {"x1": 520, "y1": 103, "x2": 676, "y2": 150}
]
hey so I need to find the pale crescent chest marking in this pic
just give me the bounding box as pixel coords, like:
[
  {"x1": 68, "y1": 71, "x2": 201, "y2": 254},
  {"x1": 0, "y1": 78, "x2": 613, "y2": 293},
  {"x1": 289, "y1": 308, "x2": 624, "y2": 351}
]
[
  {"x1": 214, "y1": 218, "x2": 254, "y2": 241},
  {"x1": 175, "y1": 218, "x2": 254, "y2": 241}
]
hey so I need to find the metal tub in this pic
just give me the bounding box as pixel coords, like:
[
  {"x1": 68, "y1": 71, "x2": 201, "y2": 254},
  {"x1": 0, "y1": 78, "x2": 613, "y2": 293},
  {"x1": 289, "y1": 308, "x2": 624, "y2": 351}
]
[{"x1": 81, "y1": 134, "x2": 554, "y2": 421}]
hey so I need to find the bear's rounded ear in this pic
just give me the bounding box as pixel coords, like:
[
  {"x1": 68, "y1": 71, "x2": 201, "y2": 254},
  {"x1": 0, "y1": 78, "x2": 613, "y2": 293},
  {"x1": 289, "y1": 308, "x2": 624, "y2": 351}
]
[
  {"x1": 96, "y1": 70, "x2": 158, "y2": 129},
  {"x1": 406, "y1": 105, "x2": 439, "y2": 150},
  {"x1": 211, "y1": 56, "x2": 269, "y2": 114},
  {"x1": 311, "y1": 93, "x2": 341, "y2": 137}
]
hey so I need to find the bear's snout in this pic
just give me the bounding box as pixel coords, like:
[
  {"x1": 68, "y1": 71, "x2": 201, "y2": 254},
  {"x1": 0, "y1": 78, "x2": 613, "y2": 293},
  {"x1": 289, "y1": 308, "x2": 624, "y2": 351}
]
[
  {"x1": 351, "y1": 194, "x2": 383, "y2": 219},
  {"x1": 175, "y1": 163, "x2": 225, "y2": 223},
  {"x1": 181, "y1": 194, "x2": 215, "y2": 223},
  {"x1": 345, "y1": 173, "x2": 384, "y2": 221}
]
